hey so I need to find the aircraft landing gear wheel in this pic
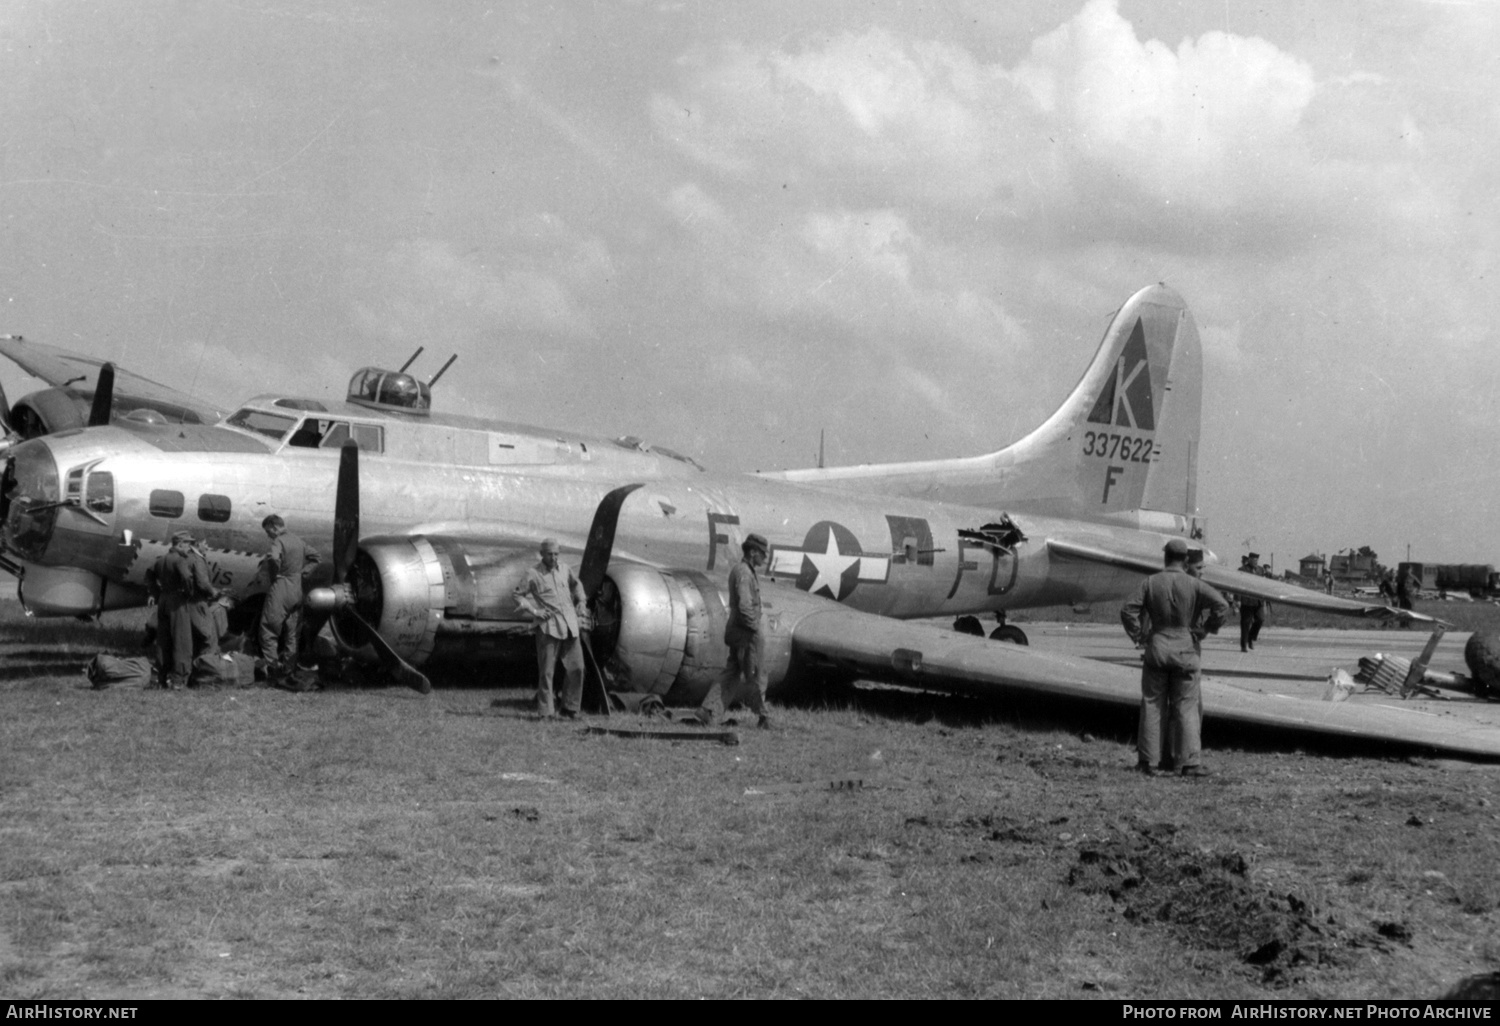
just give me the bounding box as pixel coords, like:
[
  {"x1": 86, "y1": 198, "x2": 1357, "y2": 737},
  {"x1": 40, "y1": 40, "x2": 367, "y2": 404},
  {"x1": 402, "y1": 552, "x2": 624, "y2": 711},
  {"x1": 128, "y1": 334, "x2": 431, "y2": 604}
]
[
  {"x1": 989, "y1": 624, "x2": 1028, "y2": 645},
  {"x1": 953, "y1": 615, "x2": 985, "y2": 636}
]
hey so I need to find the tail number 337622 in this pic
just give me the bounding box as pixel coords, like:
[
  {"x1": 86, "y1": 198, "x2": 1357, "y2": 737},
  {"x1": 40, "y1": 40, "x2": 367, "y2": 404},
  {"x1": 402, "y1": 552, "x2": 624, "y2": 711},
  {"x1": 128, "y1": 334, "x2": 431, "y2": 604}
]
[{"x1": 1082, "y1": 431, "x2": 1154, "y2": 463}]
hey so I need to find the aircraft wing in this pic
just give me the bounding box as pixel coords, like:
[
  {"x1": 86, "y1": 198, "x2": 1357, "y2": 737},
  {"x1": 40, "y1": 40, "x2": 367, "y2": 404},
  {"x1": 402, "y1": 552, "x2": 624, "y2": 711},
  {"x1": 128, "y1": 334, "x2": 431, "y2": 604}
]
[
  {"x1": 786, "y1": 605, "x2": 1500, "y2": 758},
  {"x1": 0, "y1": 335, "x2": 227, "y2": 424},
  {"x1": 1045, "y1": 539, "x2": 1435, "y2": 623}
]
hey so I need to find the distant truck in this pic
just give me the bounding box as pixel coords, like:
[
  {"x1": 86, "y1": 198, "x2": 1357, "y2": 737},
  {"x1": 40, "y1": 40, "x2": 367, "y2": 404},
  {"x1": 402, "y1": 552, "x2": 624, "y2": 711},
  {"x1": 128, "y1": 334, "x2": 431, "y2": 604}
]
[{"x1": 1397, "y1": 562, "x2": 1499, "y2": 598}]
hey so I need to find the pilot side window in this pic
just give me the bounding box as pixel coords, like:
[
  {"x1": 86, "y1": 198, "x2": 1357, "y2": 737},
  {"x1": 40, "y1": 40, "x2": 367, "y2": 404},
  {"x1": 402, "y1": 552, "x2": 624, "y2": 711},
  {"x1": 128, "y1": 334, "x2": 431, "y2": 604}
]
[
  {"x1": 85, "y1": 472, "x2": 114, "y2": 514},
  {"x1": 319, "y1": 422, "x2": 384, "y2": 453},
  {"x1": 149, "y1": 489, "x2": 185, "y2": 519},
  {"x1": 197, "y1": 494, "x2": 231, "y2": 523},
  {"x1": 286, "y1": 418, "x2": 325, "y2": 448},
  {"x1": 225, "y1": 408, "x2": 297, "y2": 442}
]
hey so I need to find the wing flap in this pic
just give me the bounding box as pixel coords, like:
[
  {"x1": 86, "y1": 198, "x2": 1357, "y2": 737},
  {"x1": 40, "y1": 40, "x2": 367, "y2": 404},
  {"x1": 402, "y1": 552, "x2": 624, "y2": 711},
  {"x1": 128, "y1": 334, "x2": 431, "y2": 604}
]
[{"x1": 788, "y1": 608, "x2": 1500, "y2": 758}]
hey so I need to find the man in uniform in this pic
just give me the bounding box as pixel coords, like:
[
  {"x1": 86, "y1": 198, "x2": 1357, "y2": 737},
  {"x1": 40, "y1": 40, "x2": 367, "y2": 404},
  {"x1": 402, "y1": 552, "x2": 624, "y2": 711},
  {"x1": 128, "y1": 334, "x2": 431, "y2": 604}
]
[
  {"x1": 188, "y1": 537, "x2": 222, "y2": 657},
  {"x1": 1397, "y1": 565, "x2": 1420, "y2": 611},
  {"x1": 1121, "y1": 538, "x2": 1229, "y2": 777},
  {"x1": 149, "y1": 531, "x2": 216, "y2": 688},
  {"x1": 513, "y1": 537, "x2": 589, "y2": 718},
  {"x1": 698, "y1": 533, "x2": 772, "y2": 729},
  {"x1": 258, "y1": 514, "x2": 316, "y2": 673},
  {"x1": 1237, "y1": 552, "x2": 1266, "y2": 652}
]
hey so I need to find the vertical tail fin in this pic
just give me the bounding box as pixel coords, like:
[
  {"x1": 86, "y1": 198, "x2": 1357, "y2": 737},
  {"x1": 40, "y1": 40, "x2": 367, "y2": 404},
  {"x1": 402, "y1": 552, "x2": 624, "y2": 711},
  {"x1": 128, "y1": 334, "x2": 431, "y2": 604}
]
[{"x1": 769, "y1": 284, "x2": 1203, "y2": 527}]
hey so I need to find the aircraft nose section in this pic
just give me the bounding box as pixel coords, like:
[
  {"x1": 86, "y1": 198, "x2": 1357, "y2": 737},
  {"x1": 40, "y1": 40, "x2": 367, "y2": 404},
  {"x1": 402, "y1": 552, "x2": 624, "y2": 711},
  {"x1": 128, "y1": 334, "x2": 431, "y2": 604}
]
[{"x1": 1, "y1": 437, "x2": 62, "y2": 562}]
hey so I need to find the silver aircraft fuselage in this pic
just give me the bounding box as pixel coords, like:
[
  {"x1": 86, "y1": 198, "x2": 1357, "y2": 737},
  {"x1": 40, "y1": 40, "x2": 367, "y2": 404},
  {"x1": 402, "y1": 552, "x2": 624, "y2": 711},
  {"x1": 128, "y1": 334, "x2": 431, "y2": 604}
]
[{"x1": 1, "y1": 391, "x2": 1179, "y2": 624}]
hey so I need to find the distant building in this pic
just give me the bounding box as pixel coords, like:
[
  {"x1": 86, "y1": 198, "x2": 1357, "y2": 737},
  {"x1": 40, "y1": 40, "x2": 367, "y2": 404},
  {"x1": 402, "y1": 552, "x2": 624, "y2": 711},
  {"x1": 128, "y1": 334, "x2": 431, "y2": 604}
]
[
  {"x1": 1328, "y1": 551, "x2": 1378, "y2": 582},
  {"x1": 1299, "y1": 554, "x2": 1326, "y2": 578}
]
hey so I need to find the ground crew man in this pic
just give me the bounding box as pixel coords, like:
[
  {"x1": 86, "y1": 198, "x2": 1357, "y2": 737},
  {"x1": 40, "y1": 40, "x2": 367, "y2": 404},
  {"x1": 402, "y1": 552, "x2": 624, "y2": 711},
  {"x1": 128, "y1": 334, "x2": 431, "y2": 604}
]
[
  {"x1": 1237, "y1": 552, "x2": 1266, "y2": 652},
  {"x1": 188, "y1": 538, "x2": 221, "y2": 657},
  {"x1": 698, "y1": 533, "x2": 772, "y2": 729},
  {"x1": 1121, "y1": 538, "x2": 1229, "y2": 777},
  {"x1": 258, "y1": 515, "x2": 316, "y2": 673},
  {"x1": 149, "y1": 531, "x2": 215, "y2": 688},
  {"x1": 1397, "y1": 566, "x2": 1420, "y2": 611},
  {"x1": 513, "y1": 538, "x2": 588, "y2": 718}
]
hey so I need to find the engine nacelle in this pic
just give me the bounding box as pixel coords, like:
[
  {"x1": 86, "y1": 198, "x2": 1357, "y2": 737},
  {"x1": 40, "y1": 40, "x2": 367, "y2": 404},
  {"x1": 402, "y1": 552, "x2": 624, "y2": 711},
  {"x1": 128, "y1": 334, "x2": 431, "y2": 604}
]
[
  {"x1": 8, "y1": 388, "x2": 87, "y2": 440},
  {"x1": 598, "y1": 564, "x2": 733, "y2": 703},
  {"x1": 341, "y1": 535, "x2": 539, "y2": 667}
]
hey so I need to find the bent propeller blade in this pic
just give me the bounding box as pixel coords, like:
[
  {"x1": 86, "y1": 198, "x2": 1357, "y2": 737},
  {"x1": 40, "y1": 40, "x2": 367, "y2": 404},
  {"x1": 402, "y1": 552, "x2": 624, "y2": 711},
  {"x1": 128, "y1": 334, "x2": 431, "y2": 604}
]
[{"x1": 578, "y1": 483, "x2": 644, "y2": 598}]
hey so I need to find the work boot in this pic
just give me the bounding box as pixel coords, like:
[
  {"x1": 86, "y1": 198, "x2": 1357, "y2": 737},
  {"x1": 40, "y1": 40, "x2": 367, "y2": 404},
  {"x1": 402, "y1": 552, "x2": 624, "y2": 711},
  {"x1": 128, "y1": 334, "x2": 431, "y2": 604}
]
[
  {"x1": 1180, "y1": 764, "x2": 1213, "y2": 778},
  {"x1": 1135, "y1": 760, "x2": 1161, "y2": 777}
]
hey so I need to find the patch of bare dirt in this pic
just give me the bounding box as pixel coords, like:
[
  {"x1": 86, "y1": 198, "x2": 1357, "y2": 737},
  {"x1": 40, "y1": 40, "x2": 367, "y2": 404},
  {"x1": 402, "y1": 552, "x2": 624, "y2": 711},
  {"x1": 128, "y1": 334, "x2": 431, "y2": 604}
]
[{"x1": 1067, "y1": 819, "x2": 1393, "y2": 987}]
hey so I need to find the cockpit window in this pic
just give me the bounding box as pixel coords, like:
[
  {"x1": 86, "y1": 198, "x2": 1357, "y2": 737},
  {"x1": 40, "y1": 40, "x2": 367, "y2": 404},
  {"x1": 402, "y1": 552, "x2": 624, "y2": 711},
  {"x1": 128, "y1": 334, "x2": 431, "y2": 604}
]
[
  {"x1": 319, "y1": 421, "x2": 384, "y2": 453},
  {"x1": 287, "y1": 418, "x2": 325, "y2": 448},
  {"x1": 225, "y1": 408, "x2": 297, "y2": 441}
]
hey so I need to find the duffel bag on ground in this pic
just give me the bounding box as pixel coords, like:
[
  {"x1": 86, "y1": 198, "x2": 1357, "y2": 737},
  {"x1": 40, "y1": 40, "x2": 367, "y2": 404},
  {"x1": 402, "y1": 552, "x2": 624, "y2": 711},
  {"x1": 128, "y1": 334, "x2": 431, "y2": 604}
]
[
  {"x1": 189, "y1": 651, "x2": 259, "y2": 688},
  {"x1": 85, "y1": 654, "x2": 155, "y2": 690}
]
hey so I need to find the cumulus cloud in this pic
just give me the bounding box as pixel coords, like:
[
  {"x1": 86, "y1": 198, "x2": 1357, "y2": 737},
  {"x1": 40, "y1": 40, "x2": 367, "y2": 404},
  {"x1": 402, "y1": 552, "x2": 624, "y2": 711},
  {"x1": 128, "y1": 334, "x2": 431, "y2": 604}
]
[
  {"x1": 662, "y1": 190, "x2": 1028, "y2": 359},
  {"x1": 651, "y1": 0, "x2": 1440, "y2": 252},
  {"x1": 346, "y1": 225, "x2": 609, "y2": 347}
]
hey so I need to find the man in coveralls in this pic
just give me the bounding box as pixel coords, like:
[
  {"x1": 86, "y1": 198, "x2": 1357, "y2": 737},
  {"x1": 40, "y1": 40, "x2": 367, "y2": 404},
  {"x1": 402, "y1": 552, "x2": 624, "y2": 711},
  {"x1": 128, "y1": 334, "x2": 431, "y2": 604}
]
[
  {"x1": 1121, "y1": 538, "x2": 1229, "y2": 777},
  {"x1": 697, "y1": 532, "x2": 772, "y2": 729},
  {"x1": 258, "y1": 514, "x2": 316, "y2": 673},
  {"x1": 149, "y1": 530, "x2": 216, "y2": 688},
  {"x1": 513, "y1": 537, "x2": 589, "y2": 718},
  {"x1": 187, "y1": 537, "x2": 221, "y2": 656}
]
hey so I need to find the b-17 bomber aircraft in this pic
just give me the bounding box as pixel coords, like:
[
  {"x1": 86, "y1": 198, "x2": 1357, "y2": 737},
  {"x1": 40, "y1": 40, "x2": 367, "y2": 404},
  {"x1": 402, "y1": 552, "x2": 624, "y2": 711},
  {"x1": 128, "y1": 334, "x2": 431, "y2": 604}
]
[{"x1": 2, "y1": 285, "x2": 1494, "y2": 758}]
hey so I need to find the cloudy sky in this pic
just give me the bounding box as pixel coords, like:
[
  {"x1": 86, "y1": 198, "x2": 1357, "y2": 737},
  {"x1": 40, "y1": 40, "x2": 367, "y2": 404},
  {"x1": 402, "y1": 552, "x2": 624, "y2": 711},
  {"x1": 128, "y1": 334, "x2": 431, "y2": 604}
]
[{"x1": 2, "y1": 0, "x2": 1495, "y2": 572}]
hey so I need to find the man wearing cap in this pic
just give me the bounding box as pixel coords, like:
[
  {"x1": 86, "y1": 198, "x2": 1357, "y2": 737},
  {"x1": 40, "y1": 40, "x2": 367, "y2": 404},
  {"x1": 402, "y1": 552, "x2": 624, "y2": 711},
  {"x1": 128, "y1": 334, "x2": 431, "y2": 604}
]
[
  {"x1": 258, "y1": 515, "x2": 317, "y2": 675},
  {"x1": 1120, "y1": 538, "x2": 1230, "y2": 777},
  {"x1": 513, "y1": 538, "x2": 589, "y2": 718},
  {"x1": 1237, "y1": 552, "x2": 1266, "y2": 652},
  {"x1": 187, "y1": 537, "x2": 222, "y2": 658},
  {"x1": 148, "y1": 531, "x2": 216, "y2": 688},
  {"x1": 698, "y1": 533, "x2": 772, "y2": 728}
]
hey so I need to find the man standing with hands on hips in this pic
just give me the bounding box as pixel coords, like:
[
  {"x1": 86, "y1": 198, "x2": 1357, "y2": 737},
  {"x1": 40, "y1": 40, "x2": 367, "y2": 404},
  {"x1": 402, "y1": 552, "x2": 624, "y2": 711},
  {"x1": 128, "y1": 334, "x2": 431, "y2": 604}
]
[
  {"x1": 514, "y1": 537, "x2": 589, "y2": 719},
  {"x1": 1121, "y1": 538, "x2": 1229, "y2": 777}
]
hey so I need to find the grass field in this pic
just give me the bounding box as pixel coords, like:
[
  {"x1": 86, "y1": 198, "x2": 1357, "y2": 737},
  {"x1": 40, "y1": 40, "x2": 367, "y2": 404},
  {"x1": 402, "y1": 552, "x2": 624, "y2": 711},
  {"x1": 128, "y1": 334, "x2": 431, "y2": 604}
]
[{"x1": 1, "y1": 601, "x2": 1497, "y2": 999}]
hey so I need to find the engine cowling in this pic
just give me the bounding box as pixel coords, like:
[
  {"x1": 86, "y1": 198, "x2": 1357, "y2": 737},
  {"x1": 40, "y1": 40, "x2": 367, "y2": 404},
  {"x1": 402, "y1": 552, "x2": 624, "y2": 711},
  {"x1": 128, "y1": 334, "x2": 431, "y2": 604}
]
[
  {"x1": 7, "y1": 388, "x2": 88, "y2": 440},
  {"x1": 593, "y1": 564, "x2": 735, "y2": 703}
]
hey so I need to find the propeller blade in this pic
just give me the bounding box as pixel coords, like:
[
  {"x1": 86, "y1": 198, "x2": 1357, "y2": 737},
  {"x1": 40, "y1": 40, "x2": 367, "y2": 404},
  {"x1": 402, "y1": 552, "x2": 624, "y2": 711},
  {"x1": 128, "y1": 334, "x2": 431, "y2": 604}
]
[
  {"x1": 344, "y1": 609, "x2": 432, "y2": 694},
  {"x1": 324, "y1": 438, "x2": 430, "y2": 693},
  {"x1": 578, "y1": 483, "x2": 644, "y2": 598},
  {"x1": 333, "y1": 441, "x2": 360, "y2": 580},
  {"x1": 574, "y1": 483, "x2": 645, "y2": 715},
  {"x1": 87, "y1": 363, "x2": 115, "y2": 428}
]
